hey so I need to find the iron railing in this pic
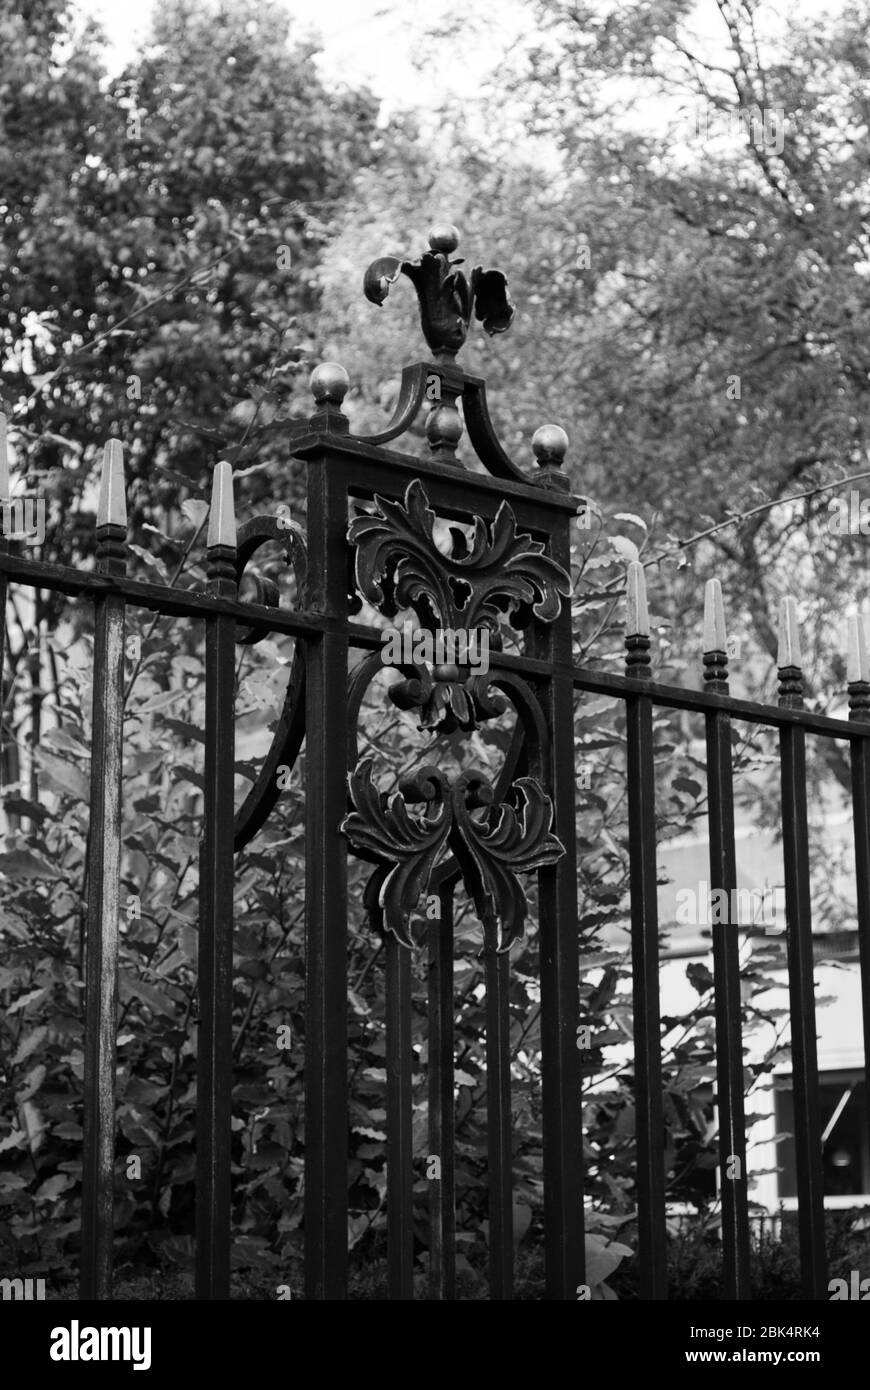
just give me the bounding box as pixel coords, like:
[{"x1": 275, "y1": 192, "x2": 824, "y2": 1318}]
[{"x1": 0, "y1": 224, "x2": 868, "y2": 1301}]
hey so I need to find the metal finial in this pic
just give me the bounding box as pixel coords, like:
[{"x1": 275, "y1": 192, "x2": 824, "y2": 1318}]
[
  {"x1": 703, "y1": 579, "x2": 727, "y2": 653},
  {"x1": 97, "y1": 438, "x2": 127, "y2": 530},
  {"x1": 847, "y1": 613, "x2": 869, "y2": 684},
  {"x1": 532, "y1": 425, "x2": 568, "y2": 467},
  {"x1": 363, "y1": 226, "x2": 514, "y2": 356},
  {"x1": 626, "y1": 560, "x2": 649, "y2": 638},
  {"x1": 207, "y1": 460, "x2": 236, "y2": 551},
  {"x1": 310, "y1": 363, "x2": 350, "y2": 406},
  {"x1": 428, "y1": 223, "x2": 459, "y2": 253},
  {"x1": 777, "y1": 596, "x2": 801, "y2": 669}
]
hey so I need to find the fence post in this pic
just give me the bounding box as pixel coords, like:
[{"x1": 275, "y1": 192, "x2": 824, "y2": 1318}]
[
  {"x1": 535, "y1": 428, "x2": 583, "y2": 1301},
  {"x1": 703, "y1": 578, "x2": 751, "y2": 1298},
  {"x1": 196, "y1": 460, "x2": 238, "y2": 1300},
  {"x1": 624, "y1": 561, "x2": 667, "y2": 1299},
  {"x1": 303, "y1": 366, "x2": 350, "y2": 1299},
  {"x1": 847, "y1": 615, "x2": 870, "y2": 1223},
  {"x1": 777, "y1": 597, "x2": 826, "y2": 1298},
  {"x1": 81, "y1": 440, "x2": 127, "y2": 1299}
]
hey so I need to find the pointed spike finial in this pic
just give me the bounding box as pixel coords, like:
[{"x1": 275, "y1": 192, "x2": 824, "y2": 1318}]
[
  {"x1": 626, "y1": 560, "x2": 649, "y2": 638},
  {"x1": 624, "y1": 561, "x2": 652, "y2": 679},
  {"x1": 97, "y1": 438, "x2": 127, "y2": 530},
  {"x1": 777, "y1": 596, "x2": 801, "y2": 669},
  {"x1": 0, "y1": 412, "x2": 9, "y2": 500},
  {"x1": 847, "y1": 612, "x2": 869, "y2": 684},
  {"x1": 207, "y1": 460, "x2": 236, "y2": 551},
  {"x1": 702, "y1": 578, "x2": 729, "y2": 689},
  {"x1": 777, "y1": 596, "x2": 804, "y2": 708},
  {"x1": 703, "y1": 579, "x2": 727, "y2": 653}
]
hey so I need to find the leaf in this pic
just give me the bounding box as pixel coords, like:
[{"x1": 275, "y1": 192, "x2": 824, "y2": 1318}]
[
  {"x1": 683, "y1": 961, "x2": 711, "y2": 995},
  {"x1": 13, "y1": 1027, "x2": 49, "y2": 1065},
  {"x1": 161, "y1": 717, "x2": 206, "y2": 744},
  {"x1": 171, "y1": 764, "x2": 205, "y2": 792},
  {"x1": 158, "y1": 1235, "x2": 196, "y2": 1269},
  {"x1": 8, "y1": 987, "x2": 50, "y2": 1015},
  {"x1": 17, "y1": 1064, "x2": 46, "y2": 1101},
  {"x1": 0, "y1": 1130, "x2": 27, "y2": 1153},
  {"x1": 0, "y1": 850, "x2": 62, "y2": 880},
  {"x1": 610, "y1": 534, "x2": 640, "y2": 562},
  {"x1": 230, "y1": 398, "x2": 258, "y2": 425},
  {"x1": 36, "y1": 750, "x2": 89, "y2": 802},
  {"x1": 584, "y1": 1233, "x2": 632, "y2": 1286},
  {"x1": 181, "y1": 499, "x2": 209, "y2": 528},
  {"x1": 128, "y1": 544, "x2": 170, "y2": 582},
  {"x1": 135, "y1": 690, "x2": 186, "y2": 715},
  {"x1": 35, "y1": 1173, "x2": 73, "y2": 1202},
  {"x1": 119, "y1": 978, "x2": 177, "y2": 1018},
  {"x1": 672, "y1": 775, "x2": 702, "y2": 799},
  {"x1": 0, "y1": 1171, "x2": 28, "y2": 1190},
  {"x1": 613, "y1": 513, "x2": 647, "y2": 530},
  {"x1": 3, "y1": 797, "x2": 53, "y2": 823}
]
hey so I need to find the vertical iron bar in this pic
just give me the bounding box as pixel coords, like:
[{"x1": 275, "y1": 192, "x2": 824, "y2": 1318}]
[
  {"x1": 624, "y1": 564, "x2": 667, "y2": 1299},
  {"x1": 777, "y1": 599, "x2": 826, "y2": 1299},
  {"x1": 536, "y1": 478, "x2": 582, "y2": 1301},
  {"x1": 484, "y1": 936, "x2": 513, "y2": 1300},
  {"x1": 703, "y1": 582, "x2": 751, "y2": 1298},
  {"x1": 428, "y1": 876, "x2": 456, "y2": 1300},
  {"x1": 195, "y1": 462, "x2": 237, "y2": 1300},
  {"x1": 848, "y1": 626, "x2": 870, "y2": 1264},
  {"x1": 386, "y1": 935, "x2": 414, "y2": 1298},
  {"x1": 81, "y1": 441, "x2": 127, "y2": 1300},
  {"x1": 304, "y1": 418, "x2": 350, "y2": 1299}
]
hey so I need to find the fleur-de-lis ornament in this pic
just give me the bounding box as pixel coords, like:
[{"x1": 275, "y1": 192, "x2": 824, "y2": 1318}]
[{"x1": 363, "y1": 224, "x2": 515, "y2": 357}]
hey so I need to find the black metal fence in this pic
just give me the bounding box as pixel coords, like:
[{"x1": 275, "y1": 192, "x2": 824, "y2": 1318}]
[{"x1": 1, "y1": 226, "x2": 868, "y2": 1300}]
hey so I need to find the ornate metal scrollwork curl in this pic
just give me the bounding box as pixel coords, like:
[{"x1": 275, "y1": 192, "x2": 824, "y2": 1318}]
[
  {"x1": 363, "y1": 225, "x2": 514, "y2": 358},
  {"x1": 341, "y1": 760, "x2": 564, "y2": 953},
  {"x1": 347, "y1": 478, "x2": 570, "y2": 733},
  {"x1": 232, "y1": 513, "x2": 308, "y2": 850}
]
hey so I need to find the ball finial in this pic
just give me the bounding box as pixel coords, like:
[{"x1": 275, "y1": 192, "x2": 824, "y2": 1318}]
[
  {"x1": 532, "y1": 425, "x2": 569, "y2": 466},
  {"x1": 428, "y1": 223, "x2": 460, "y2": 254},
  {"x1": 426, "y1": 404, "x2": 463, "y2": 449},
  {"x1": 310, "y1": 362, "x2": 350, "y2": 405}
]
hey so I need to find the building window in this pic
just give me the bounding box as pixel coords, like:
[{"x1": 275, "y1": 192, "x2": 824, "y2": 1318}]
[{"x1": 774, "y1": 1072, "x2": 870, "y2": 1198}]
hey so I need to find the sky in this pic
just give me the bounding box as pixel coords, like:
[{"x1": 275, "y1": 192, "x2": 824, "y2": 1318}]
[
  {"x1": 75, "y1": 0, "x2": 530, "y2": 114},
  {"x1": 74, "y1": 0, "x2": 834, "y2": 156}
]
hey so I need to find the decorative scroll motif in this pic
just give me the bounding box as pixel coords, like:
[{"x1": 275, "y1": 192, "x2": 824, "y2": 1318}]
[
  {"x1": 341, "y1": 759, "x2": 564, "y2": 952},
  {"x1": 231, "y1": 513, "x2": 308, "y2": 850},
  {"x1": 364, "y1": 224, "x2": 514, "y2": 357},
  {"x1": 348, "y1": 479, "x2": 570, "y2": 732}
]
